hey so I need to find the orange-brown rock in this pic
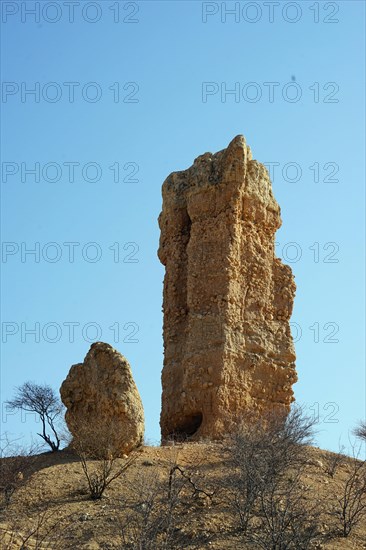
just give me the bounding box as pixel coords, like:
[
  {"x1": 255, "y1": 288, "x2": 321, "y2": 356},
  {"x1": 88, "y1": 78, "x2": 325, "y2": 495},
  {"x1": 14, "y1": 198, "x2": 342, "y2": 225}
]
[
  {"x1": 158, "y1": 135, "x2": 297, "y2": 441},
  {"x1": 60, "y1": 342, "x2": 144, "y2": 455}
]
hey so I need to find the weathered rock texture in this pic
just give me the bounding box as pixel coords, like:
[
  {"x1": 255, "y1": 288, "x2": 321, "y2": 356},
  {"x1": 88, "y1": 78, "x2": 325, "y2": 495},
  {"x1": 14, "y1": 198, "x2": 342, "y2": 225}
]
[
  {"x1": 60, "y1": 342, "x2": 144, "y2": 455},
  {"x1": 158, "y1": 135, "x2": 297, "y2": 441}
]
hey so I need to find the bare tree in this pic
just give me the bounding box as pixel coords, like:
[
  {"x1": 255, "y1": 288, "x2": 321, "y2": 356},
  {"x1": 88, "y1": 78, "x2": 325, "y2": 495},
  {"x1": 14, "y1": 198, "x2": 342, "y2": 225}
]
[
  {"x1": 71, "y1": 419, "x2": 136, "y2": 500},
  {"x1": 6, "y1": 382, "x2": 63, "y2": 452}
]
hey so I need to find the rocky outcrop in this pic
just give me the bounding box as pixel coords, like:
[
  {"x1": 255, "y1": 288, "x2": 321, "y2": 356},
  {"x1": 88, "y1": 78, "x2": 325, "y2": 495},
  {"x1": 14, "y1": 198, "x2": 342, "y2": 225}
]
[
  {"x1": 60, "y1": 342, "x2": 144, "y2": 455},
  {"x1": 158, "y1": 135, "x2": 297, "y2": 441}
]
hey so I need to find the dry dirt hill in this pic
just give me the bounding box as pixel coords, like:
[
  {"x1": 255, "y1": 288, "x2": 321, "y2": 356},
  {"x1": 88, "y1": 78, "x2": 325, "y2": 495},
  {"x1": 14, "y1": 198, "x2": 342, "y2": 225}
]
[{"x1": 1, "y1": 442, "x2": 365, "y2": 549}]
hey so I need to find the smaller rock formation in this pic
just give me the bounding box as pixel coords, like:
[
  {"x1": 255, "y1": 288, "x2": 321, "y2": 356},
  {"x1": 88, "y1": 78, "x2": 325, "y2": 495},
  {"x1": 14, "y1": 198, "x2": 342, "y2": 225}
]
[{"x1": 60, "y1": 342, "x2": 144, "y2": 456}]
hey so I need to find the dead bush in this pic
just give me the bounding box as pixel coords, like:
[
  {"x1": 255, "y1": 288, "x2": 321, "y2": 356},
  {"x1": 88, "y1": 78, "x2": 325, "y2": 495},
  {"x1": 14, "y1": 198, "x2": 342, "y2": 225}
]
[
  {"x1": 354, "y1": 420, "x2": 366, "y2": 442},
  {"x1": 71, "y1": 419, "x2": 136, "y2": 500},
  {"x1": 120, "y1": 454, "x2": 213, "y2": 549},
  {"x1": 227, "y1": 405, "x2": 320, "y2": 548},
  {"x1": 329, "y1": 444, "x2": 366, "y2": 537},
  {"x1": 248, "y1": 469, "x2": 319, "y2": 549},
  {"x1": 0, "y1": 506, "x2": 67, "y2": 550},
  {"x1": 324, "y1": 444, "x2": 346, "y2": 478},
  {"x1": 0, "y1": 433, "x2": 40, "y2": 508},
  {"x1": 120, "y1": 469, "x2": 179, "y2": 549}
]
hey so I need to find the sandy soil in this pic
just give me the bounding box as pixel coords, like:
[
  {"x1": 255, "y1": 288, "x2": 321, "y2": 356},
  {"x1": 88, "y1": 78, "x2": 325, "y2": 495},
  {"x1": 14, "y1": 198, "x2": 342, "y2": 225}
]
[{"x1": 1, "y1": 442, "x2": 365, "y2": 549}]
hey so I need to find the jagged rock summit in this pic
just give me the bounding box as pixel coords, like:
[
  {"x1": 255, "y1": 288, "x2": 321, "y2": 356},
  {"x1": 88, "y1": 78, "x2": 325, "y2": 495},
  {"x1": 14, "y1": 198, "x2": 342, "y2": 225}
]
[
  {"x1": 158, "y1": 135, "x2": 297, "y2": 441},
  {"x1": 60, "y1": 342, "x2": 144, "y2": 455}
]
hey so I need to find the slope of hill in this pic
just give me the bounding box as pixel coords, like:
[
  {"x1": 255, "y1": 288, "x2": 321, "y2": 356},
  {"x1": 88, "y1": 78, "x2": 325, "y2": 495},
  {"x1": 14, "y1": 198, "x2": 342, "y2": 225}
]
[{"x1": 1, "y1": 442, "x2": 365, "y2": 549}]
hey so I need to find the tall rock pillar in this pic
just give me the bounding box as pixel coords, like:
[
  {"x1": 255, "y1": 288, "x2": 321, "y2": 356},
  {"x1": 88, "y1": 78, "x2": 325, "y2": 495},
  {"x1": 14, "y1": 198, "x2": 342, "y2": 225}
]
[{"x1": 158, "y1": 136, "x2": 297, "y2": 440}]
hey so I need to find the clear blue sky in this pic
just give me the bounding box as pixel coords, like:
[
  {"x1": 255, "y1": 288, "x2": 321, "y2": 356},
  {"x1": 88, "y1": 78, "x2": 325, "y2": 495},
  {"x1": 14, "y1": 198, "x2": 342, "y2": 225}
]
[{"x1": 1, "y1": 1, "x2": 365, "y2": 454}]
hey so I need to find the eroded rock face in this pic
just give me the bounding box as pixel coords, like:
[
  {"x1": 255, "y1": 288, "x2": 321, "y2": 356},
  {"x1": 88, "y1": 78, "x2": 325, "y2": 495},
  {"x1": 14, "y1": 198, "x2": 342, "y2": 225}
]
[
  {"x1": 60, "y1": 342, "x2": 144, "y2": 455},
  {"x1": 158, "y1": 135, "x2": 297, "y2": 441}
]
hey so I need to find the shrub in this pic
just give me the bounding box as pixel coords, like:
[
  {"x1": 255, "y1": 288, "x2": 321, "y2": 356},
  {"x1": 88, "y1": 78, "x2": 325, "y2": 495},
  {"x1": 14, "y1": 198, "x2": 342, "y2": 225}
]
[
  {"x1": 227, "y1": 405, "x2": 320, "y2": 548},
  {"x1": 71, "y1": 419, "x2": 136, "y2": 500}
]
